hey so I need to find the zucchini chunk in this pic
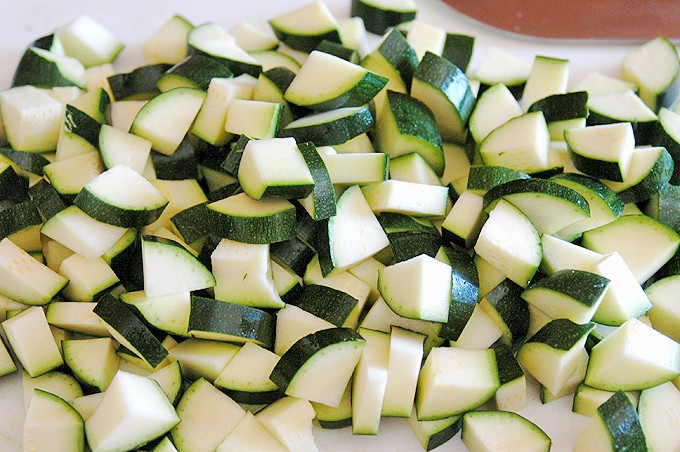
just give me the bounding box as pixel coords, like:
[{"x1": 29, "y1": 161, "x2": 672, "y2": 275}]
[
  {"x1": 0, "y1": 237, "x2": 68, "y2": 306},
  {"x1": 255, "y1": 396, "x2": 317, "y2": 451},
  {"x1": 2, "y1": 306, "x2": 63, "y2": 378},
  {"x1": 143, "y1": 14, "x2": 193, "y2": 65},
  {"x1": 55, "y1": 15, "x2": 124, "y2": 67},
  {"x1": 462, "y1": 410, "x2": 551, "y2": 452},
  {"x1": 0, "y1": 85, "x2": 63, "y2": 152},
  {"x1": 270, "y1": 327, "x2": 366, "y2": 407},
  {"x1": 351, "y1": 0, "x2": 417, "y2": 35},
  {"x1": 565, "y1": 122, "x2": 635, "y2": 182},
  {"x1": 585, "y1": 317, "x2": 680, "y2": 391},
  {"x1": 645, "y1": 274, "x2": 680, "y2": 342},
  {"x1": 74, "y1": 165, "x2": 169, "y2": 228},
  {"x1": 474, "y1": 199, "x2": 542, "y2": 288},
  {"x1": 216, "y1": 412, "x2": 287, "y2": 452},
  {"x1": 352, "y1": 328, "x2": 390, "y2": 435},
  {"x1": 284, "y1": 50, "x2": 387, "y2": 111},
  {"x1": 416, "y1": 347, "x2": 499, "y2": 420},
  {"x1": 171, "y1": 378, "x2": 246, "y2": 452},
  {"x1": 411, "y1": 51, "x2": 476, "y2": 144},
  {"x1": 638, "y1": 381, "x2": 680, "y2": 452},
  {"x1": 23, "y1": 389, "x2": 84, "y2": 452},
  {"x1": 574, "y1": 391, "x2": 647, "y2": 452},
  {"x1": 269, "y1": 1, "x2": 341, "y2": 53}
]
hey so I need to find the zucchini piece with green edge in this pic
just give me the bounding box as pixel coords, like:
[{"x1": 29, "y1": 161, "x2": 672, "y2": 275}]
[
  {"x1": 461, "y1": 410, "x2": 551, "y2": 452},
  {"x1": 45, "y1": 302, "x2": 110, "y2": 337},
  {"x1": 585, "y1": 317, "x2": 680, "y2": 391},
  {"x1": 478, "y1": 111, "x2": 550, "y2": 174},
  {"x1": 0, "y1": 336, "x2": 17, "y2": 377},
  {"x1": 378, "y1": 254, "x2": 452, "y2": 323},
  {"x1": 586, "y1": 252, "x2": 652, "y2": 326},
  {"x1": 316, "y1": 39, "x2": 359, "y2": 63},
  {"x1": 645, "y1": 274, "x2": 680, "y2": 342},
  {"x1": 119, "y1": 290, "x2": 191, "y2": 338},
  {"x1": 292, "y1": 284, "x2": 358, "y2": 327},
  {"x1": 474, "y1": 198, "x2": 542, "y2": 288},
  {"x1": 0, "y1": 148, "x2": 50, "y2": 177},
  {"x1": 0, "y1": 200, "x2": 43, "y2": 244},
  {"x1": 98, "y1": 123, "x2": 152, "y2": 174},
  {"x1": 312, "y1": 383, "x2": 353, "y2": 429},
  {"x1": 480, "y1": 278, "x2": 530, "y2": 346},
  {"x1": 270, "y1": 327, "x2": 365, "y2": 406},
  {"x1": 359, "y1": 28, "x2": 418, "y2": 93},
  {"x1": 361, "y1": 179, "x2": 449, "y2": 217},
  {"x1": 416, "y1": 346, "x2": 499, "y2": 420},
  {"x1": 622, "y1": 35, "x2": 680, "y2": 113},
  {"x1": 374, "y1": 90, "x2": 444, "y2": 176},
  {"x1": 70, "y1": 86, "x2": 110, "y2": 125},
  {"x1": 0, "y1": 237, "x2": 68, "y2": 306},
  {"x1": 351, "y1": 0, "x2": 416, "y2": 35},
  {"x1": 211, "y1": 237, "x2": 283, "y2": 309},
  {"x1": 442, "y1": 33, "x2": 474, "y2": 73},
  {"x1": 516, "y1": 318, "x2": 594, "y2": 396},
  {"x1": 652, "y1": 107, "x2": 680, "y2": 184},
  {"x1": 148, "y1": 360, "x2": 184, "y2": 406},
  {"x1": 167, "y1": 338, "x2": 241, "y2": 382},
  {"x1": 130, "y1": 87, "x2": 206, "y2": 156},
  {"x1": 62, "y1": 337, "x2": 118, "y2": 392},
  {"x1": 440, "y1": 190, "x2": 486, "y2": 249},
  {"x1": 565, "y1": 122, "x2": 635, "y2": 182},
  {"x1": 188, "y1": 23, "x2": 262, "y2": 78},
  {"x1": 151, "y1": 136, "x2": 199, "y2": 180},
  {"x1": 207, "y1": 192, "x2": 297, "y2": 244},
  {"x1": 141, "y1": 234, "x2": 215, "y2": 297},
  {"x1": 550, "y1": 172, "x2": 624, "y2": 239},
  {"x1": 107, "y1": 64, "x2": 172, "y2": 101},
  {"x1": 483, "y1": 177, "x2": 590, "y2": 235},
  {"x1": 387, "y1": 151, "x2": 441, "y2": 186},
  {"x1": 282, "y1": 105, "x2": 374, "y2": 147},
  {"x1": 188, "y1": 295, "x2": 276, "y2": 348},
  {"x1": 352, "y1": 327, "x2": 390, "y2": 435},
  {"x1": 528, "y1": 90, "x2": 589, "y2": 141},
  {"x1": 237, "y1": 137, "x2": 314, "y2": 201},
  {"x1": 603, "y1": 146, "x2": 674, "y2": 204},
  {"x1": 12, "y1": 46, "x2": 86, "y2": 88},
  {"x1": 297, "y1": 141, "x2": 336, "y2": 220},
  {"x1": 93, "y1": 294, "x2": 168, "y2": 368},
  {"x1": 582, "y1": 214, "x2": 680, "y2": 284},
  {"x1": 84, "y1": 370, "x2": 180, "y2": 452},
  {"x1": 170, "y1": 202, "x2": 212, "y2": 244},
  {"x1": 171, "y1": 377, "x2": 246, "y2": 452},
  {"x1": 74, "y1": 164, "x2": 168, "y2": 228},
  {"x1": 574, "y1": 391, "x2": 647, "y2": 452},
  {"x1": 284, "y1": 51, "x2": 388, "y2": 111},
  {"x1": 520, "y1": 55, "x2": 570, "y2": 112},
  {"x1": 1, "y1": 306, "x2": 63, "y2": 377},
  {"x1": 572, "y1": 383, "x2": 639, "y2": 417},
  {"x1": 436, "y1": 244, "x2": 479, "y2": 342},
  {"x1": 382, "y1": 326, "x2": 425, "y2": 418},
  {"x1": 466, "y1": 165, "x2": 530, "y2": 196},
  {"x1": 411, "y1": 51, "x2": 476, "y2": 144},
  {"x1": 314, "y1": 184, "x2": 389, "y2": 275},
  {"x1": 408, "y1": 411, "x2": 461, "y2": 451},
  {"x1": 0, "y1": 85, "x2": 64, "y2": 152},
  {"x1": 638, "y1": 381, "x2": 680, "y2": 452},
  {"x1": 385, "y1": 230, "x2": 443, "y2": 263},
  {"x1": 225, "y1": 99, "x2": 283, "y2": 140},
  {"x1": 586, "y1": 89, "x2": 657, "y2": 144},
  {"x1": 521, "y1": 269, "x2": 609, "y2": 324},
  {"x1": 156, "y1": 54, "x2": 233, "y2": 92},
  {"x1": 220, "y1": 134, "x2": 252, "y2": 176},
  {"x1": 59, "y1": 254, "x2": 120, "y2": 302},
  {"x1": 216, "y1": 411, "x2": 287, "y2": 452},
  {"x1": 23, "y1": 389, "x2": 85, "y2": 452},
  {"x1": 214, "y1": 342, "x2": 283, "y2": 405},
  {"x1": 492, "y1": 343, "x2": 528, "y2": 411},
  {"x1": 268, "y1": 1, "x2": 341, "y2": 53}
]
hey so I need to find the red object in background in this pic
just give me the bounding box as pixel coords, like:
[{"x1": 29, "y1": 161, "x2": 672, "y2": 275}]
[{"x1": 442, "y1": 0, "x2": 680, "y2": 41}]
